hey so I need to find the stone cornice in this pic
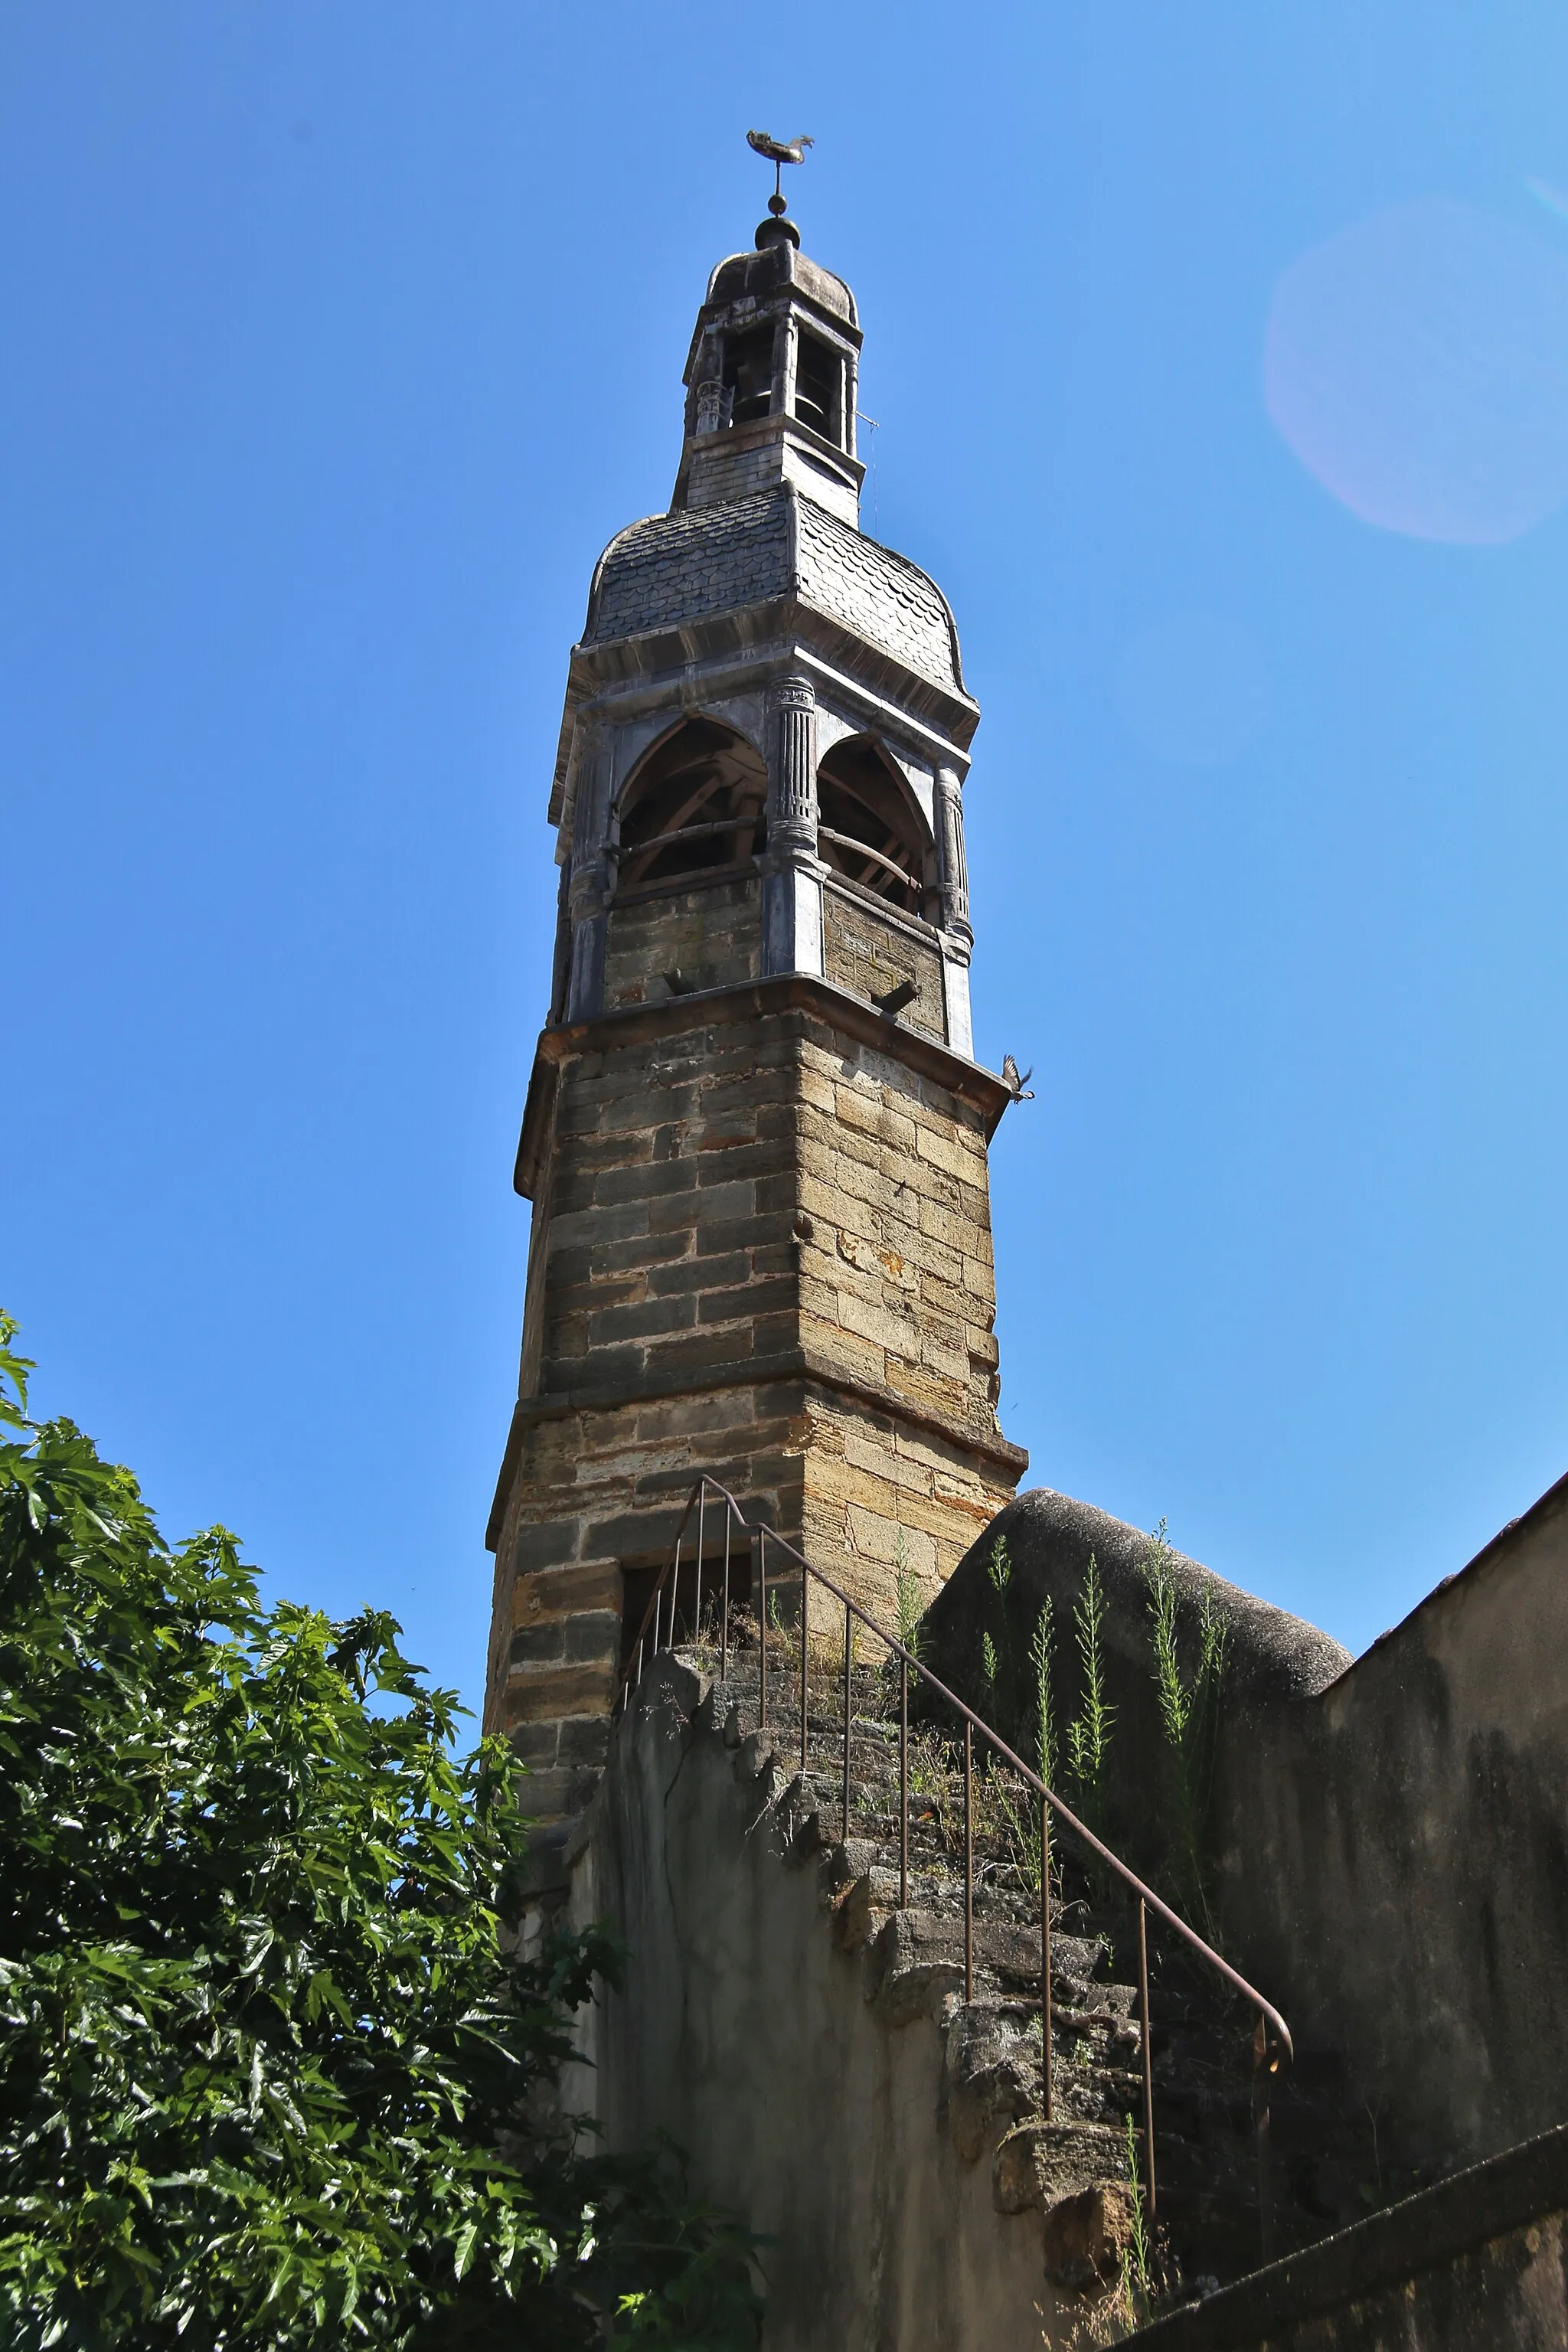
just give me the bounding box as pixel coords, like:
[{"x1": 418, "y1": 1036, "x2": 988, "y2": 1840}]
[
  {"x1": 484, "y1": 1354, "x2": 1029, "y2": 1553},
  {"x1": 511, "y1": 970, "x2": 1017, "y2": 1202}
]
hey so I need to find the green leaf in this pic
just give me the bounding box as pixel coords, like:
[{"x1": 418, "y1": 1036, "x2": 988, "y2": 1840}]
[{"x1": 0, "y1": 1308, "x2": 761, "y2": 2352}]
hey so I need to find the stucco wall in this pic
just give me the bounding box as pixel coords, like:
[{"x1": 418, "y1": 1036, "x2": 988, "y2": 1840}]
[
  {"x1": 924, "y1": 1475, "x2": 1568, "y2": 2177},
  {"x1": 1217, "y1": 1469, "x2": 1568, "y2": 2171},
  {"x1": 565, "y1": 1652, "x2": 1080, "y2": 2352}
]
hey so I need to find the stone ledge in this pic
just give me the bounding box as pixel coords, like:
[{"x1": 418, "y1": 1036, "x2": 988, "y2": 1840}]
[
  {"x1": 1126, "y1": 2121, "x2": 1568, "y2": 2349},
  {"x1": 485, "y1": 1354, "x2": 1027, "y2": 1549},
  {"x1": 511, "y1": 971, "x2": 1018, "y2": 1198}
]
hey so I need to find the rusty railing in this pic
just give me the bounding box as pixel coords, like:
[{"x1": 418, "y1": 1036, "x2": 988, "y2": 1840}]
[{"x1": 617, "y1": 1473, "x2": 1289, "y2": 2252}]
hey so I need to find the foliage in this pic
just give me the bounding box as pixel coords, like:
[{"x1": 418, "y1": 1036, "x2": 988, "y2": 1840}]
[
  {"x1": 892, "y1": 1528, "x2": 925, "y2": 1664},
  {"x1": 1030, "y1": 1599, "x2": 1057, "y2": 1795},
  {"x1": 1064, "y1": 1553, "x2": 1115, "y2": 1841},
  {"x1": 982, "y1": 1533, "x2": 1023, "y2": 1712},
  {"x1": 0, "y1": 1316, "x2": 760, "y2": 2352},
  {"x1": 1121, "y1": 2113, "x2": 1153, "y2": 2320},
  {"x1": 1140, "y1": 1521, "x2": 1229, "y2": 1932},
  {"x1": 1030, "y1": 1599, "x2": 1057, "y2": 1876}
]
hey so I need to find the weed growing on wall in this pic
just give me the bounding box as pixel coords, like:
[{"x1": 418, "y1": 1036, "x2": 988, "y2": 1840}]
[
  {"x1": 1065, "y1": 1553, "x2": 1115, "y2": 1843},
  {"x1": 1031, "y1": 1598, "x2": 1058, "y2": 1792},
  {"x1": 1031, "y1": 1597, "x2": 1057, "y2": 1883},
  {"x1": 1141, "y1": 1521, "x2": 1229, "y2": 1933},
  {"x1": 1122, "y1": 2113, "x2": 1154, "y2": 2322},
  {"x1": 893, "y1": 1527, "x2": 925, "y2": 1663},
  {"x1": 983, "y1": 1531, "x2": 1025, "y2": 1715}
]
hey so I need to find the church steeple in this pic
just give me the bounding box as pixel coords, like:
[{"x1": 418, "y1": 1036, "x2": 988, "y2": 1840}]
[
  {"x1": 672, "y1": 214, "x2": 864, "y2": 526},
  {"x1": 485, "y1": 199, "x2": 1024, "y2": 1880}
]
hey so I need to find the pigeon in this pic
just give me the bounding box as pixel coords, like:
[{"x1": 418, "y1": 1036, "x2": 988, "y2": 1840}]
[{"x1": 1001, "y1": 1055, "x2": 1035, "y2": 1101}]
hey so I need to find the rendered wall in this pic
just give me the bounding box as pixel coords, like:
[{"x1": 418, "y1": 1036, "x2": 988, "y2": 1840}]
[
  {"x1": 565, "y1": 1651, "x2": 1081, "y2": 2352},
  {"x1": 1216, "y1": 1469, "x2": 1568, "y2": 2172},
  {"x1": 923, "y1": 1475, "x2": 1568, "y2": 2179}
]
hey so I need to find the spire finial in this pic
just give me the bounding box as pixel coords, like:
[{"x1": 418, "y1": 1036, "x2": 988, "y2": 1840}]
[{"x1": 746, "y1": 129, "x2": 813, "y2": 218}]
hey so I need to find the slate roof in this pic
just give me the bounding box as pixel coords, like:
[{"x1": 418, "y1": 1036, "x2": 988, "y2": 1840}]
[{"x1": 583, "y1": 487, "x2": 965, "y2": 694}]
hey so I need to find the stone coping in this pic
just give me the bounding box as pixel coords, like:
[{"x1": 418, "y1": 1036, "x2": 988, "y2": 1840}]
[{"x1": 1126, "y1": 2122, "x2": 1568, "y2": 2348}]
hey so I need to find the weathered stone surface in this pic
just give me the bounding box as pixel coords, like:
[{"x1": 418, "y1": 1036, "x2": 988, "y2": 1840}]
[
  {"x1": 992, "y1": 2119, "x2": 1125, "y2": 2219},
  {"x1": 1040, "y1": 2179, "x2": 1137, "y2": 2295},
  {"x1": 945, "y1": 2006, "x2": 1038, "y2": 2161},
  {"x1": 487, "y1": 991, "x2": 1024, "y2": 1866}
]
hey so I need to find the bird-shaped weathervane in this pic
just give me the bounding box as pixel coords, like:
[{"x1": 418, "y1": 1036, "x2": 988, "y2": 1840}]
[
  {"x1": 1001, "y1": 1055, "x2": 1035, "y2": 1102},
  {"x1": 746, "y1": 129, "x2": 814, "y2": 217}
]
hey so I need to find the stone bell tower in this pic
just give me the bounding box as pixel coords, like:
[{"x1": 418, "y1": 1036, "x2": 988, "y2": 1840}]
[{"x1": 485, "y1": 195, "x2": 1027, "y2": 1873}]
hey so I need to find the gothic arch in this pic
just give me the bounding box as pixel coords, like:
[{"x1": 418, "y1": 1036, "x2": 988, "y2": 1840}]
[
  {"x1": 613, "y1": 715, "x2": 768, "y2": 894},
  {"x1": 815, "y1": 733, "x2": 933, "y2": 916}
]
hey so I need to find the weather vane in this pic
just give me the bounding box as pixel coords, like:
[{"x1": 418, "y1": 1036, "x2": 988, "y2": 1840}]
[{"x1": 746, "y1": 129, "x2": 813, "y2": 217}]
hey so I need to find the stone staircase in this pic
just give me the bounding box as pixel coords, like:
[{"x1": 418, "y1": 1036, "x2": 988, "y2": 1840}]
[{"x1": 673, "y1": 1619, "x2": 1374, "y2": 2321}]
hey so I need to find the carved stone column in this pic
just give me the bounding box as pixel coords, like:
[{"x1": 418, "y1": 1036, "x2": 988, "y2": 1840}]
[
  {"x1": 564, "y1": 719, "x2": 616, "y2": 1024},
  {"x1": 934, "y1": 764, "x2": 975, "y2": 1058},
  {"x1": 934, "y1": 766, "x2": 972, "y2": 945},
  {"x1": 761, "y1": 675, "x2": 825, "y2": 978}
]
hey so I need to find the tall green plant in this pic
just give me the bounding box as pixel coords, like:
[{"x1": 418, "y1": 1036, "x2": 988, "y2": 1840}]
[
  {"x1": 1029, "y1": 1599, "x2": 1057, "y2": 1875},
  {"x1": 1064, "y1": 1552, "x2": 1114, "y2": 1841},
  {"x1": 978, "y1": 1530, "x2": 1026, "y2": 1723},
  {"x1": 1141, "y1": 1520, "x2": 1229, "y2": 1932},
  {"x1": 893, "y1": 1527, "x2": 925, "y2": 1664},
  {"x1": 1031, "y1": 1598, "x2": 1057, "y2": 1792}
]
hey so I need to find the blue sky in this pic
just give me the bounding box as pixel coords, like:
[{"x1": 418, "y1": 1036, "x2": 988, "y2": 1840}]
[{"x1": 5, "y1": 2, "x2": 1568, "y2": 1723}]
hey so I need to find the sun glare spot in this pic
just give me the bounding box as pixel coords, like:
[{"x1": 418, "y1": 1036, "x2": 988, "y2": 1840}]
[{"x1": 1265, "y1": 198, "x2": 1568, "y2": 545}]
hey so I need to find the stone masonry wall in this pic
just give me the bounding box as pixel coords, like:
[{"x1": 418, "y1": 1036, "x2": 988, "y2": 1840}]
[
  {"x1": 603, "y1": 874, "x2": 762, "y2": 1011},
  {"x1": 822, "y1": 881, "x2": 946, "y2": 1044},
  {"x1": 485, "y1": 988, "x2": 1024, "y2": 1870}
]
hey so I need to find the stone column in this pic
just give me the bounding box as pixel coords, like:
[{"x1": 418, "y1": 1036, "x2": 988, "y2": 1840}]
[
  {"x1": 547, "y1": 857, "x2": 572, "y2": 1025},
  {"x1": 761, "y1": 675, "x2": 825, "y2": 979},
  {"x1": 934, "y1": 765, "x2": 975, "y2": 1058},
  {"x1": 564, "y1": 719, "x2": 616, "y2": 1024},
  {"x1": 934, "y1": 766, "x2": 972, "y2": 944}
]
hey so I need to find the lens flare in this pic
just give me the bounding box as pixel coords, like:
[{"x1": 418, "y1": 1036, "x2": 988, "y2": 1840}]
[
  {"x1": 1265, "y1": 198, "x2": 1568, "y2": 545},
  {"x1": 1524, "y1": 177, "x2": 1568, "y2": 230}
]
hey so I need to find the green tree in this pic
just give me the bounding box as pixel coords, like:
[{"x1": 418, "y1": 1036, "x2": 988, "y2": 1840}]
[{"x1": 0, "y1": 1316, "x2": 759, "y2": 2352}]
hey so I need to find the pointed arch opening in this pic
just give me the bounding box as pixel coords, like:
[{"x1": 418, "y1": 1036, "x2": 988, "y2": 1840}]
[
  {"x1": 614, "y1": 717, "x2": 769, "y2": 896},
  {"x1": 816, "y1": 736, "x2": 930, "y2": 916}
]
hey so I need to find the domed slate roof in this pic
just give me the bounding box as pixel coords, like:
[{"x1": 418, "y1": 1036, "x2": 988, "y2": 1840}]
[
  {"x1": 583, "y1": 485, "x2": 965, "y2": 694},
  {"x1": 704, "y1": 244, "x2": 858, "y2": 327}
]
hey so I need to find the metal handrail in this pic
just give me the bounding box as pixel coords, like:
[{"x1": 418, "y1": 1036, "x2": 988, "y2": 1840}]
[{"x1": 617, "y1": 1472, "x2": 1289, "y2": 2249}]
